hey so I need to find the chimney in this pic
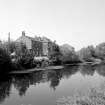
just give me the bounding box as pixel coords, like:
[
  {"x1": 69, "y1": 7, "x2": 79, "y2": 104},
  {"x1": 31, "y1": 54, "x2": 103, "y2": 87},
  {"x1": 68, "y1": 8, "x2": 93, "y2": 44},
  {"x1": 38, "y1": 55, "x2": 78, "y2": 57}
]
[
  {"x1": 8, "y1": 32, "x2": 10, "y2": 52},
  {"x1": 22, "y1": 31, "x2": 25, "y2": 36},
  {"x1": 8, "y1": 32, "x2": 10, "y2": 44}
]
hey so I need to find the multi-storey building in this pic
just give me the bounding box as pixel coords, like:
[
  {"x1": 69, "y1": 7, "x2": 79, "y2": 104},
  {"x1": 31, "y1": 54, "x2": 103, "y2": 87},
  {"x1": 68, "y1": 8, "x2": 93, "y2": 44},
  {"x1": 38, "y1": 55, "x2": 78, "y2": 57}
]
[{"x1": 16, "y1": 31, "x2": 54, "y2": 56}]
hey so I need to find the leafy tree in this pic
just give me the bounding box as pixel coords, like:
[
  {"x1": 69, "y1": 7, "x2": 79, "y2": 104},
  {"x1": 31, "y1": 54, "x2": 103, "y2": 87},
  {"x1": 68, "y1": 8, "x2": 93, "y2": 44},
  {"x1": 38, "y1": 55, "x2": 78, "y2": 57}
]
[
  {"x1": 60, "y1": 44, "x2": 80, "y2": 64},
  {"x1": 78, "y1": 45, "x2": 95, "y2": 62},
  {"x1": 1, "y1": 41, "x2": 16, "y2": 53},
  {"x1": 95, "y1": 43, "x2": 105, "y2": 60}
]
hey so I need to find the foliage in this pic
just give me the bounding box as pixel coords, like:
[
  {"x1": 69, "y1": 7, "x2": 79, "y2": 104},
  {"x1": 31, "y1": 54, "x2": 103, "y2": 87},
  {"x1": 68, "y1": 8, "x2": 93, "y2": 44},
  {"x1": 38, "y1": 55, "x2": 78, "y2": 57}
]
[
  {"x1": 77, "y1": 45, "x2": 96, "y2": 62},
  {"x1": 8, "y1": 41, "x2": 16, "y2": 53},
  {"x1": 1, "y1": 38, "x2": 105, "y2": 72},
  {"x1": 0, "y1": 46, "x2": 12, "y2": 72},
  {"x1": 15, "y1": 50, "x2": 35, "y2": 70},
  {"x1": 7, "y1": 42, "x2": 36, "y2": 70},
  {"x1": 49, "y1": 44, "x2": 62, "y2": 65},
  {"x1": 1, "y1": 41, "x2": 17, "y2": 53},
  {"x1": 60, "y1": 44, "x2": 81, "y2": 64},
  {"x1": 95, "y1": 43, "x2": 105, "y2": 60},
  {"x1": 57, "y1": 88, "x2": 105, "y2": 105},
  {"x1": 1, "y1": 41, "x2": 36, "y2": 70}
]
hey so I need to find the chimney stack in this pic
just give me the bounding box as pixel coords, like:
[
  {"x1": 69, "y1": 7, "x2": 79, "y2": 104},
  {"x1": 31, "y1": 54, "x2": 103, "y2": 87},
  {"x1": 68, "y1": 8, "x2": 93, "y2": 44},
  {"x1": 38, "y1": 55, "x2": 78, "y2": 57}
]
[
  {"x1": 8, "y1": 32, "x2": 10, "y2": 52},
  {"x1": 22, "y1": 31, "x2": 25, "y2": 36},
  {"x1": 8, "y1": 32, "x2": 10, "y2": 43}
]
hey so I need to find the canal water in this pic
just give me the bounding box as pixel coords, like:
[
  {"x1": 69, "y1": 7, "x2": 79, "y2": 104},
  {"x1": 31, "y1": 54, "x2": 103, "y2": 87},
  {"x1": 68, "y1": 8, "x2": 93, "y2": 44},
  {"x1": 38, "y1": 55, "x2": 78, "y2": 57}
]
[{"x1": 0, "y1": 64, "x2": 105, "y2": 105}]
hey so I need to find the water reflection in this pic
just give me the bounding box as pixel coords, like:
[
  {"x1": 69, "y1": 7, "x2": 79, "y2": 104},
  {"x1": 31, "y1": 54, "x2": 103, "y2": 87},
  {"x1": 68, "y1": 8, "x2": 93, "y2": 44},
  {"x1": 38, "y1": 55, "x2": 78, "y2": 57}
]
[
  {"x1": 0, "y1": 64, "x2": 105, "y2": 104},
  {"x1": 79, "y1": 64, "x2": 96, "y2": 76},
  {"x1": 12, "y1": 72, "x2": 42, "y2": 96},
  {"x1": 95, "y1": 64, "x2": 105, "y2": 77},
  {"x1": 0, "y1": 75, "x2": 12, "y2": 104}
]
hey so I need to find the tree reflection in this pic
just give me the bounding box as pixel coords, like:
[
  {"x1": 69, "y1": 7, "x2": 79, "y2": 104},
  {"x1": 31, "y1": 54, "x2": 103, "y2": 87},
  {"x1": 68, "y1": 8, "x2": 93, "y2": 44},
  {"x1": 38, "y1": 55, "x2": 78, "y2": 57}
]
[
  {"x1": 13, "y1": 75, "x2": 30, "y2": 96},
  {"x1": 61, "y1": 65, "x2": 79, "y2": 79},
  {"x1": 0, "y1": 75, "x2": 12, "y2": 104},
  {"x1": 47, "y1": 71, "x2": 61, "y2": 90},
  {"x1": 95, "y1": 64, "x2": 105, "y2": 77},
  {"x1": 1, "y1": 64, "x2": 105, "y2": 103},
  {"x1": 12, "y1": 66, "x2": 79, "y2": 92},
  {"x1": 12, "y1": 71, "x2": 44, "y2": 96},
  {"x1": 11, "y1": 64, "x2": 105, "y2": 96},
  {"x1": 79, "y1": 64, "x2": 95, "y2": 76}
]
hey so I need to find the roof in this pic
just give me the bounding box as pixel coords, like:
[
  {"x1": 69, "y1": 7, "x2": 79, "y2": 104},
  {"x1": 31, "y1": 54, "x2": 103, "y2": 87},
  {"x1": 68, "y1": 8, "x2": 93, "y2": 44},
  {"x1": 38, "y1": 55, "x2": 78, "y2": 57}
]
[{"x1": 16, "y1": 34, "x2": 51, "y2": 43}]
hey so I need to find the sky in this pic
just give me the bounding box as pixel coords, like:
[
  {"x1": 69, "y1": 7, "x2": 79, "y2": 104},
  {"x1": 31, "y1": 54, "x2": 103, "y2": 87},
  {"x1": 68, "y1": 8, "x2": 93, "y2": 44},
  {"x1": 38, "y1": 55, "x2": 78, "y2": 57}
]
[{"x1": 0, "y1": 0, "x2": 105, "y2": 50}]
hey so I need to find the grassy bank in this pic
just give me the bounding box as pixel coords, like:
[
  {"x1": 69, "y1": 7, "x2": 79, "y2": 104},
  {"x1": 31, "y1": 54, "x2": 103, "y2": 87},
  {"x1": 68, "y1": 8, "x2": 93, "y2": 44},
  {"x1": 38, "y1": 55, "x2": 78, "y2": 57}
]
[{"x1": 57, "y1": 87, "x2": 105, "y2": 105}]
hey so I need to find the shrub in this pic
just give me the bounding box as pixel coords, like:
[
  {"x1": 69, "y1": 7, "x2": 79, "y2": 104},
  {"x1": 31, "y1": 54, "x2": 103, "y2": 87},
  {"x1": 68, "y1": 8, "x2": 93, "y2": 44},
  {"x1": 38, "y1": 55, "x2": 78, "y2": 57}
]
[
  {"x1": 16, "y1": 52, "x2": 35, "y2": 69},
  {"x1": 0, "y1": 47, "x2": 12, "y2": 73}
]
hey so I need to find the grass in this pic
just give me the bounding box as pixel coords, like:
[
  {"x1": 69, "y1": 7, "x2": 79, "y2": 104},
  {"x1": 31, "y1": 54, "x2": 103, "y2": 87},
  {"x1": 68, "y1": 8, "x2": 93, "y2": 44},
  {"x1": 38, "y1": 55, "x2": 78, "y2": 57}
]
[{"x1": 56, "y1": 87, "x2": 105, "y2": 105}]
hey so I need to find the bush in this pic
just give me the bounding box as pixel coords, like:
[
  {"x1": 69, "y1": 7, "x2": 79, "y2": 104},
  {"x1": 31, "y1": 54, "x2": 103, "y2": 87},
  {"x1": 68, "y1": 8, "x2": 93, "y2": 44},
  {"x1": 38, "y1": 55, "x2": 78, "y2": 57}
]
[
  {"x1": 0, "y1": 47, "x2": 12, "y2": 73},
  {"x1": 16, "y1": 52, "x2": 35, "y2": 69}
]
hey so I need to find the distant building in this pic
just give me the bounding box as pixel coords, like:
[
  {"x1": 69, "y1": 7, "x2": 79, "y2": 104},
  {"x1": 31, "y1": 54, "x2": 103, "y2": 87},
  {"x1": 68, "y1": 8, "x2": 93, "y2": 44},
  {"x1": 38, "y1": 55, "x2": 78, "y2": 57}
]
[{"x1": 16, "y1": 31, "x2": 54, "y2": 56}]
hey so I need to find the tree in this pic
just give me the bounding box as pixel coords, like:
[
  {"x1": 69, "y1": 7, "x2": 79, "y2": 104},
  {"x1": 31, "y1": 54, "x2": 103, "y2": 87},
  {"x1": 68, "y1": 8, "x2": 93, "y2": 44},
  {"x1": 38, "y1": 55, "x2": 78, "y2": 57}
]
[
  {"x1": 0, "y1": 47, "x2": 12, "y2": 72},
  {"x1": 60, "y1": 44, "x2": 80, "y2": 64},
  {"x1": 77, "y1": 45, "x2": 95, "y2": 62},
  {"x1": 95, "y1": 43, "x2": 105, "y2": 60}
]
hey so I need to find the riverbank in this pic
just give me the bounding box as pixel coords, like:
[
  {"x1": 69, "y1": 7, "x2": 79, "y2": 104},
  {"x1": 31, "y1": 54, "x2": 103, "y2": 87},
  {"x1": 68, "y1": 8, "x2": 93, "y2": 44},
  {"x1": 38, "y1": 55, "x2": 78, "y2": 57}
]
[
  {"x1": 10, "y1": 60, "x2": 103, "y2": 74},
  {"x1": 10, "y1": 65, "x2": 64, "y2": 74}
]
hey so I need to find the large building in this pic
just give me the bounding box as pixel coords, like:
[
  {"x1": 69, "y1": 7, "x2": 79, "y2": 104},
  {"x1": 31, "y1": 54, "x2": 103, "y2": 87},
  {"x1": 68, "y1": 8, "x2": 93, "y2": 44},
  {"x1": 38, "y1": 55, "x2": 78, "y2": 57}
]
[{"x1": 16, "y1": 31, "x2": 54, "y2": 56}]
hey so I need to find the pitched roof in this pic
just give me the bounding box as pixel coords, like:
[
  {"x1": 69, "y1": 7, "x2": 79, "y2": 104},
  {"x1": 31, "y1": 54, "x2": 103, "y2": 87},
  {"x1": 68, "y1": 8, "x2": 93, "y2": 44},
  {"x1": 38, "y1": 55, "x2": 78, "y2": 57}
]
[
  {"x1": 16, "y1": 31, "x2": 52, "y2": 43},
  {"x1": 18, "y1": 35, "x2": 51, "y2": 43}
]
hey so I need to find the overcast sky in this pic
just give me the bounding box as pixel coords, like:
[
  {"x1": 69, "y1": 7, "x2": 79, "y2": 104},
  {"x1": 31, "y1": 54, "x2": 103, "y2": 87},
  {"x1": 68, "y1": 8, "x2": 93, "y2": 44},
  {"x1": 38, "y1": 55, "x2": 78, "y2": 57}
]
[{"x1": 0, "y1": 0, "x2": 105, "y2": 50}]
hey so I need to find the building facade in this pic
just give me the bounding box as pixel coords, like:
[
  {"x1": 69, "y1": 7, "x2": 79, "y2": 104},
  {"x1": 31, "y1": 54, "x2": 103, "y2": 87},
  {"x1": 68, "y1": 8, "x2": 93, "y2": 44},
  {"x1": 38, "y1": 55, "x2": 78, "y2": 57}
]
[{"x1": 16, "y1": 31, "x2": 54, "y2": 56}]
